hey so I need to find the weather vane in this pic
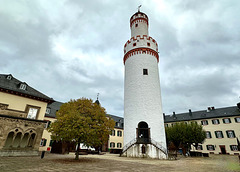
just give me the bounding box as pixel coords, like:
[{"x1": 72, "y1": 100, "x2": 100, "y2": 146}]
[
  {"x1": 97, "y1": 93, "x2": 99, "y2": 100},
  {"x1": 138, "y1": 5, "x2": 142, "y2": 12}
]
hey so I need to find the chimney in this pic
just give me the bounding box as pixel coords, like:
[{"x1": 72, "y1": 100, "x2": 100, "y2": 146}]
[
  {"x1": 211, "y1": 106, "x2": 215, "y2": 110},
  {"x1": 237, "y1": 102, "x2": 240, "y2": 110},
  {"x1": 189, "y1": 109, "x2": 192, "y2": 116},
  {"x1": 173, "y1": 112, "x2": 177, "y2": 119},
  {"x1": 163, "y1": 113, "x2": 166, "y2": 119},
  {"x1": 207, "y1": 107, "x2": 211, "y2": 112}
]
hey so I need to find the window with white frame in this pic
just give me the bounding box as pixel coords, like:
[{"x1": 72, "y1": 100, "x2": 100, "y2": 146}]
[
  {"x1": 44, "y1": 121, "x2": 51, "y2": 129},
  {"x1": 116, "y1": 122, "x2": 120, "y2": 127},
  {"x1": 117, "y1": 130, "x2": 122, "y2": 137},
  {"x1": 201, "y1": 120, "x2": 208, "y2": 125},
  {"x1": 230, "y1": 145, "x2": 238, "y2": 151},
  {"x1": 110, "y1": 142, "x2": 115, "y2": 148},
  {"x1": 7, "y1": 75, "x2": 12, "y2": 80},
  {"x1": 111, "y1": 130, "x2": 115, "y2": 136},
  {"x1": 215, "y1": 131, "x2": 224, "y2": 138},
  {"x1": 226, "y1": 130, "x2": 235, "y2": 138},
  {"x1": 27, "y1": 107, "x2": 39, "y2": 119},
  {"x1": 45, "y1": 108, "x2": 51, "y2": 114},
  {"x1": 234, "y1": 117, "x2": 240, "y2": 123},
  {"x1": 223, "y1": 118, "x2": 231, "y2": 124},
  {"x1": 19, "y1": 83, "x2": 27, "y2": 90},
  {"x1": 206, "y1": 145, "x2": 215, "y2": 151},
  {"x1": 212, "y1": 119, "x2": 220, "y2": 125},
  {"x1": 206, "y1": 131, "x2": 212, "y2": 139},
  {"x1": 40, "y1": 139, "x2": 47, "y2": 147},
  {"x1": 117, "y1": 143, "x2": 122, "y2": 148},
  {"x1": 197, "y1": 145, "x2": 203, "y2": 150}
]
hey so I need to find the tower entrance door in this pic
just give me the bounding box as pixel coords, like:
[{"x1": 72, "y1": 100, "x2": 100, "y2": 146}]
[{"x1": 136, "y1": 122, "x2": 150, "y2": 144}]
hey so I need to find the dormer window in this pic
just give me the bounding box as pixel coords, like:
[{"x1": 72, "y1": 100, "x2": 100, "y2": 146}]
[
  {"x1": 46, "y1": 108, "x2": 51, "y2": 114},
  {"x1": 6, "y1": 75, "x2": 12, "y2": 80},
  {"x1": 20, "y1": 83, "x2": 27, "y2": 90}
]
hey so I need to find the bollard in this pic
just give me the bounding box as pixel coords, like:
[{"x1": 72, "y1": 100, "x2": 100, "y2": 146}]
[{"x1": 41, "y1": 151, "x2": 45, "y2": 159}]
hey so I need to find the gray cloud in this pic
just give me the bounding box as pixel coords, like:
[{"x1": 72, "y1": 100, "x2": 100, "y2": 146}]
[{"x1": 0, "y1": 0, "x2": 240, "y2": 117}]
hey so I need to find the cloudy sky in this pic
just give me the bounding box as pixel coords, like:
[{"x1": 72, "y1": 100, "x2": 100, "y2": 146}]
[{"x1": 1, "y1": 0, "x2": 240, "y2": 117}]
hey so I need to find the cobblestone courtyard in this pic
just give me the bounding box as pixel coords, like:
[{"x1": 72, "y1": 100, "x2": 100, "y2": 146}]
[{"x1": 0, "y1": 153, "x2": 239, "y2": 172}]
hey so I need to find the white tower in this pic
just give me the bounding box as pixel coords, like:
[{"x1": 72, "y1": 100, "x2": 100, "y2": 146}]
[{"x1": 122, "y1": 10, "x2": 167, "y2": 159}]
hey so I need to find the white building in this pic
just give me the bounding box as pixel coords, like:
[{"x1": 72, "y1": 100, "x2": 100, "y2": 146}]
[{"x1": 122, "y1": 10, "x2": 167, "y2": 159}]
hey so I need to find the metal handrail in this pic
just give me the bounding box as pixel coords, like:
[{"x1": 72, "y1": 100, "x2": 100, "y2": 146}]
[
  {"x1": 121, "y1": 138, "x2": 168, "y2": 156},
  {"x1": 122, "y1": 138, "x2": 137, "y2": 154},
  {"x1": 150, "y1": 138, "x2": 168, "y2": 155}
]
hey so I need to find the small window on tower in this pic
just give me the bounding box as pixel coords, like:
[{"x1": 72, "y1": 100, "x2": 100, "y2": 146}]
[
  {"x1": 133, "y1": 43, "x2": 136, "y2": 47},
  {"x1": 135, "y1": 24, "x2": 138, "y2": 27},
  {"x1": 143, "y1": 69, "x2": 148, "y2": 75},
  {"x1": 147, "y1": 42, "x2": 150, "y2": 46}
]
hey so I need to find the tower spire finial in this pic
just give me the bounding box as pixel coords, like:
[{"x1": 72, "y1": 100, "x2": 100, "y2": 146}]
[
  {"x1": 138, "y1": 5, "x2": 142, "y2": 12},
  {"x1": 97, "y1": 93, "x2": 99, "y2": 100}
]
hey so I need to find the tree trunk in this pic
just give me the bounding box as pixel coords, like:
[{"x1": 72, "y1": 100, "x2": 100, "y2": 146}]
[
  {"x1": 75, "y1": 142, "x2": 80, "y2": 160},
  {"x1": 175, "y1": 146, "x2": 178, "y2": 157}
]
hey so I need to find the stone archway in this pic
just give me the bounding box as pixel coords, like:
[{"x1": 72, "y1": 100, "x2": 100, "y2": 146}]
[
  {"x1": 4, "y1": 132, "x2": 14, "y2": 148},
  {"x1": 20, "y1": 133, "x2": 29, "y2": 148},
  {"x1": 28, "y1": 133, "x2": 36, "y2": 147},
  {"x1": 12, "y1": 132, "x2": 22, "y2": 148}
]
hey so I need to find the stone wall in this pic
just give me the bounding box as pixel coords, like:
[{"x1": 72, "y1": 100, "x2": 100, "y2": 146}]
[{"x1": 0, "y1": 115, "x2": 45, "y2": 156}]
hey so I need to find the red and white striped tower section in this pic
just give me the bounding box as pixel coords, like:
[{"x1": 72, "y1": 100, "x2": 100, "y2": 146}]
[{"x1": 122, "y1": 11, "x2": 167, "y2": 159}]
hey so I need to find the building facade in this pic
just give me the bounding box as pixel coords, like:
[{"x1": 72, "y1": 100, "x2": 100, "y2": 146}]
[
  {"x1": 39, "y1": 103, "x2": 124, "y2": 153},
  {"x1": 108, "y1": 114, "x2": 124, "y2": 153},
  {"x1": 164, "y1": 105, "x2": 240, "y2": 155},
  {"x1": 39, "y1": 101, "x2": 62, "y2": 152},
  {"x1": 122, "y1": 10, "x2": 167, "y2": 159},
  {"x1": 0, "y1": 74, "x2": 53, "y2": 156}
]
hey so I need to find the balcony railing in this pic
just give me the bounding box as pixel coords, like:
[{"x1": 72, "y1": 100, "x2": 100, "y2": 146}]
[{"x1": 136, "y1": 138, "x2": 151, "y2": 144}]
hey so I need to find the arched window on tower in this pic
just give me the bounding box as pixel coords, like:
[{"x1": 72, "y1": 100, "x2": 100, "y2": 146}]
[{"x1": 137, "y1": 121, "x2": 150, "y2": 144}]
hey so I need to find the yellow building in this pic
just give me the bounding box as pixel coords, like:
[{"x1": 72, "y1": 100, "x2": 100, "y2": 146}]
[
  {"x1": 164, "y1": 105, "x2": 240, "y2": 155},
  {"x1": 0, "y1": 74, "x2": 54, "y2": 156},
  {"x1": 39, "y1": 101, "x2": 62, "y2": 152},
  {"x1": 107, "y1": 114, "x2": 124, "y2": 153}
]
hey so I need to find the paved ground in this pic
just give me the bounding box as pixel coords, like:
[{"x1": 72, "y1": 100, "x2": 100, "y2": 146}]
[{"x1": 0, "y1": 153, "x2": 239, "y2": 172}]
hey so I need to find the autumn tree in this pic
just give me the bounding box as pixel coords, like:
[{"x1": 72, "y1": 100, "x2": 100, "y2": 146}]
[
  {"x1": 165, "y1": 122, "x2": 186, "y2": 157},
  {"x1": 48, "y1": 98, "x2": 115, "y2": 160},
  {"x1": 165, "y1": 122, "x2": 206, "y2": 156},
  {"x1": 184, "y1": 122, "x2": 206, "y2": 152}
]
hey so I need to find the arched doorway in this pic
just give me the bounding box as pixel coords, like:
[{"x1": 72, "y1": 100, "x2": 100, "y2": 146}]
[{"x1": 136, "y1": 121, "x2": 150, "y2": 144}]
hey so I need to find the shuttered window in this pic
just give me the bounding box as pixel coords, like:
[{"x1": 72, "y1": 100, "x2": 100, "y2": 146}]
[
  {"x1": 206, "y1": 145, "x2": 215, "y2": 150},
  {"x1": 222, "y1": 118, "x2": 231, "y2": 124},
  {"x1": 212, "y1": 119, "x2": 220, "y2": 124},
  {"x1": 201, "y1": 120, "x2": 208, "y2": 125},
  {"x1": 206, "y1": 131, "x2": 212, "y2": 139},
  {"x1": 215, "y1": 131, "x2": 224, "y2": 138},
  {"x1": 226, "y1": 130, "x2": 235, "y2": 138}
]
